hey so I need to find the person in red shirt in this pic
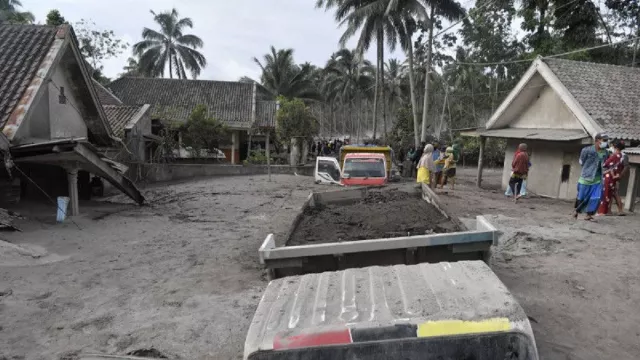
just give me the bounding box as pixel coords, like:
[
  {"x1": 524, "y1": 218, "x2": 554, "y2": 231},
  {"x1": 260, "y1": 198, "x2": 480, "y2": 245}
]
[{"x1": 509, "y1": 143, "x2": 530, "y2": 204}]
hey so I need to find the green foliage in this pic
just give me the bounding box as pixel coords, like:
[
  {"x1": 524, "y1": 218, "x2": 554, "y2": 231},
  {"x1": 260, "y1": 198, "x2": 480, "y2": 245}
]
[
  {"x1": 45, "y1": 9, "x2": 66, "y2": 26},
  {"x1": 0, "y1": 0, "x2": 33, "y2": 24},
  {"x1": 120, "y1": 57, "x2": 145, "y2": 78},
  {"x1": 243, "y1": 150, "x2": 271, "y2": 165},
  {"x1": 458, "y1": 136, "x2": 506, "y2": 168},
  {"x1": 133, "y1": 8, "x2": 206, "y2": 79},
  {"x1": 180, "y1": 105, "x2": 228, "y2": 157},
  {"x1": 75, "y1": 19, "x2": 128, "y2": 77},
  {"x1": 276, "y1": 97, "x2": 319, "y2": 141},
  {"x1": 252, "y1": 46, "x2": 321, "y2": 100}
]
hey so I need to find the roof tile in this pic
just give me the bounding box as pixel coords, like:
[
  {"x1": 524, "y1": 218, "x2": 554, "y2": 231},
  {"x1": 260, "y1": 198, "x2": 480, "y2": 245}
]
[
  {"x1": 108, "y1": 77, "x2": 267, "y2": 128},
  {"x1": 543, "y1": 58, "x2": 640, "y2": 141},
  {"x1": 102, "y1": 105, "x2": 146, "y2": 138},
  {"x1": 0, "y1": 25, "x2": 57, "y2": 129}
]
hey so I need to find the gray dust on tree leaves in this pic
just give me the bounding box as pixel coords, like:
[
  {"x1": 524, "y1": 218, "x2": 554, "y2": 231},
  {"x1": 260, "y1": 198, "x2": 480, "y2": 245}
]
[{"x1": 289, "y1": 189, "x2": 459, "y2": 246}]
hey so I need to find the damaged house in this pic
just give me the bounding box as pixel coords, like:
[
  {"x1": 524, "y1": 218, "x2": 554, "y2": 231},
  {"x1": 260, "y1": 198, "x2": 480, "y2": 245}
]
[{"x1": 0, "y1": 24, "x2": 144, "y2": 214}]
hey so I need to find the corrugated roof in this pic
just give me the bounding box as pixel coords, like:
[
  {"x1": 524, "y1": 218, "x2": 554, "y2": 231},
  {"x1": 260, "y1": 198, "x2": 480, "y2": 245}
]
[
  {"x1": 93, "y1": 79, "x2": 122, "y2": 105},
  {"x1": 245, "y1": 261, "x2": 529, "y2": 356},
  {"x1": 0, "y1": 25, "x2": 57, "y2": 130},
  {"x1": 102, "y1": 105, "x2": 147, "y2": 137},
  {"x1": 480, "y1": 128, "x2": 589, "y2": 141},
  {"x1": 108, "y1": 77, "x2": 258, "y2": 128},
  {"x1": 543, "y1": 58, "x2": 640, "y2": 140},
  {"x1": 256, "y1": 100, "x2": 277, "y2": 128},
  {"x1": 623, "y1": 147, "x2": 640, "y2": 155}
]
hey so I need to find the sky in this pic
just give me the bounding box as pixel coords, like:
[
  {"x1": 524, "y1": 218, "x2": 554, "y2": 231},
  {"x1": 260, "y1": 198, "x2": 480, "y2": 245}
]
[{"x1": 26, "y1": 0, "x2": 409, "y2": 81}]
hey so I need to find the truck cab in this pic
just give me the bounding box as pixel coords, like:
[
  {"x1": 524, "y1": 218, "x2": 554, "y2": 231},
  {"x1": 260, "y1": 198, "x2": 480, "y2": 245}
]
[{"x1": 315, "y1": 153, "x2": 387, "y2": 186}]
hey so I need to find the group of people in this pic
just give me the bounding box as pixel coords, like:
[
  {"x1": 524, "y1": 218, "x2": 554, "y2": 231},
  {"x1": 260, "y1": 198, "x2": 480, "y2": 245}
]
[
  {"x1": 573, "y1": 133, "x2": 629, "y2": 220},
  {"x1": 412, "y1": 141, "x2": 461, "y2": 190},
  {"x1": 506, "y1": 133, "x2": 629, "y2": 218},
  {"x1": 312, "y1": 139, "x2": 344, "y2": 156}
]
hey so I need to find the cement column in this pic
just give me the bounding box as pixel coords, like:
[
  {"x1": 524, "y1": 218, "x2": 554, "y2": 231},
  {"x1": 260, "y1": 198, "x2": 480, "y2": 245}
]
[
  {"x1": 231, "y1": 131, "x2": 238, "y2": 165},
  {"x1": 476, "y1": 136, "x2": 486, "y2": 188},
  {"x1": 67, "y1": 168, "x2": 79, "y2": 216},
  {"x1": 624, "y1": 164, "x2": 638, "y2": 212}
]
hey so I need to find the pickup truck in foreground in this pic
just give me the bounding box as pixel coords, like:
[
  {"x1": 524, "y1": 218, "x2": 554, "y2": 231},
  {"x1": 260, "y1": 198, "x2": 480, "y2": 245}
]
[{"x1": 247, "y1": 184, "x2": 539, "y2": 359}]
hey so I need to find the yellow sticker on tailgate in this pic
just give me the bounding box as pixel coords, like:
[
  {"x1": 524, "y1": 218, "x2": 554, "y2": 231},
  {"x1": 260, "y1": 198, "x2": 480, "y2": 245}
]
[{"x1": 417, "y1": 318, "x2": 511, "y2": 338}]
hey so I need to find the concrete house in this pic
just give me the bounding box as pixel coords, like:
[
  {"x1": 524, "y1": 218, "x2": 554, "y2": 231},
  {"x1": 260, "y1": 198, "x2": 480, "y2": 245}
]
[
  {"x1": 107, "y1": 77, "x2": 277, "y2": 164},
  {"x1": 0, "y1": 24, "x2": 144, "y2": 214},
  {"x1": 472, "y1": 57, "x2": 640, "y2": 210}
]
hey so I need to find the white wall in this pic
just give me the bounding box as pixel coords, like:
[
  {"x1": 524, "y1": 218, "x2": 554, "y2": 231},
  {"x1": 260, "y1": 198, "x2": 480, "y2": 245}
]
[
  {"x1": 510, "y1": 86, "x2": 582, "y2": 130},
  {"x1": 48, "y1": 63, "x2": 88, "y2": 140},
  {"x1": 502, "y1": 139, "x2": 584, "y2": 199}
]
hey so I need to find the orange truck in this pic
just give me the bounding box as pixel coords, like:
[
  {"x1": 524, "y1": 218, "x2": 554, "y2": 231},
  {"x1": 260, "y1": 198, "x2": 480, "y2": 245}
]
[
  {"x1": 314, "y1": 145, "x2": 399, "y2": 186},
  {"x1": 315, "y1": 152, "x2": 388, "y2": 186}
]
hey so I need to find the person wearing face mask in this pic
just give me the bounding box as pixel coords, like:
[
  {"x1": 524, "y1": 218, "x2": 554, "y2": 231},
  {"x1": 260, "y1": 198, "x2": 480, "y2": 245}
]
[
  {"x1": 573, "y1": 133, "x2": 609, "y2": 221},
  {"x1": 598, "y1": 140, "x2": 626, "y2": 215}
]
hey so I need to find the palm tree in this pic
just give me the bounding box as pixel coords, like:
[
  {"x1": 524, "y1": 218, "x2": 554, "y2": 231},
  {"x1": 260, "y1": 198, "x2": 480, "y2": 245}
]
[
  {"x1": 318, "y1": 0, "x2": 410, "y2": 140},
  {"x1": 323, "y1": 49, "x2": 375, "y2": 138},
  {"x1": 384, "y1": 58, "x2": 406, "y2": 135},
  {"x1": 133, "y1": 8, "x2": 207, "y2": 79},
  {"x1": 414, "y1": 1, "x2": 465, "y2": 142},
  {"x1": 252, "y1": 46, "x2": 320, "y2": 100},
  {"x1": 0, "y1": 0, "x2": 34, "y2": 24}
]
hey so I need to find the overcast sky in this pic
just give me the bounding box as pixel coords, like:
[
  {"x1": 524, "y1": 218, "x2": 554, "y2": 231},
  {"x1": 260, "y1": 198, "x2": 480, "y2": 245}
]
[{"x1": 27, "y1": 0, "x2": 410, "y2": 81}]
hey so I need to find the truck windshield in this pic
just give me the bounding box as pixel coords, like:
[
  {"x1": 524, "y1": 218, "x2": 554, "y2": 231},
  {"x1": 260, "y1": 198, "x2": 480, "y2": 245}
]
[{"x1": 343, "y1": 158, "x2": 385, "y2": 178}]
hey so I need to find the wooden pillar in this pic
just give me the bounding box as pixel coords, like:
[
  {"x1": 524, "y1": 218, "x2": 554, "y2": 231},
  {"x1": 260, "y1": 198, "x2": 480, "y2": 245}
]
[
  {"x1": 624, "y1": 164, "x2": 639, "y2": 212},
  {"x1": 67, "y1": 167, "x2": 79, "y2": 216},
  {"x1": 477, "y1": 136, "x2": 486, "y2": 188},
  {"x1": 231, "y1": 131, "x2": 238, "y2": 165},
  {"x1": 266, "y1": 130, "x2": 271, "y2": 181}
]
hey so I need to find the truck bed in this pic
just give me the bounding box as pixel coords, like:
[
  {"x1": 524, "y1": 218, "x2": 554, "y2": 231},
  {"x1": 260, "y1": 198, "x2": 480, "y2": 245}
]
[{"x1": 259, "y1": 185, "x2": 498, "y2": 279}]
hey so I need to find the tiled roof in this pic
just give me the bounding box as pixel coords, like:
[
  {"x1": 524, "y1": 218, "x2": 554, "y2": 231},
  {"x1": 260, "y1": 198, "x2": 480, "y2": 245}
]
[
  {"x1": 256, "y1": 100, "x2": 277, "y2": 128},
  {"x1": 108, "y1": 77, "x2": 258, "y2": 128},
  {"x1": 0, "y1": 25, "x2": 57, "y2": 129},
  {"x1": 480, "y1": 128, "x2": 589, "y2": 141},
  {"x1": 93, "y1": 79, "x2": 122, "y2": 105},
  {"x1": 543, "y1": 58, "x2": 640, "y2": 141},
  {"x1": 102, "y1": 105, "x2": 147, "y2": 137}
]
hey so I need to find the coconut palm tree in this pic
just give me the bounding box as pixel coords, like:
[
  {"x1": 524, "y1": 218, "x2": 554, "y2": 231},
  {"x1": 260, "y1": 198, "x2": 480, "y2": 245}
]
[
  {"x1": 133, "y1": 8, "x2": 207, "y2": 79},
  {"x1": 253, "y1": 46, "x2": 320, "y2": 100},
  {"x1": 384, "y1": 58, "x2": 407, "y2": 134},
  {"x1": 0, "y1": 0, "x2": 34, "y2": 24},
  {"x1": 318, "y1": 0, "x2": 411, "y2": 140}
]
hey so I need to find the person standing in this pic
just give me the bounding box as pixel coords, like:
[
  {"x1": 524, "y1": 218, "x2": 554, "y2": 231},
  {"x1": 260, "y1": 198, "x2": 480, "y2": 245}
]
[
  {"x1": 573, "y1": 133, "x2": 609, "y2": 221},
  {"x1": 439, "y1": 146, "x2": 457, "y2": 190},
  {"x1": 598, "y1": 140, "x2": 626, "y2": 215},
  {"x1": 431, "y1": 141, "x2": 443, "y2": 186},
  {"x1": 509, "y1": 143, "x2": 530, "y2": 203},
  {"x1": 412, "y1": 141, "x2": 426, "y2": 178},
  {"x1": 417, "y1": 144, "x2": 435, "y2": 186}
]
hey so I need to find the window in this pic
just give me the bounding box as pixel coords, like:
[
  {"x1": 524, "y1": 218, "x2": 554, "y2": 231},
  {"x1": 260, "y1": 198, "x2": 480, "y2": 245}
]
[{"x1": 343, "y1": 158, "x2": 385, "y2": 178}]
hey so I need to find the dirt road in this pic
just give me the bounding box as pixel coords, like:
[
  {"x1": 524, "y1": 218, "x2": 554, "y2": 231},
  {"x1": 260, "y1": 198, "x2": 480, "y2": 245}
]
[
  {"x1": 1, "y1": 170, "x2": 639, "y2": 359},
  {"x1": 438, "y1": 167, "x2": 640, "y2": 360},
  {"x1": 0, "y1": 175, "x2": 322, "y2": 360}
]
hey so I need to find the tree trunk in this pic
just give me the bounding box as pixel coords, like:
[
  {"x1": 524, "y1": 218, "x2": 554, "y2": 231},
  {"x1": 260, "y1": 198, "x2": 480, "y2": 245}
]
[
  {"x1": 380, "y1": 29, "x2": 387, "y2": 141},
  {"x1": 407, "y1": 38, "x2": 420, "y2": 148},
  {"x1": 372, "y1": 42, "x2": 380, "y2": 140},
  {"x1": 168, "y1": 52, "x2": 173, "y2": 79},
  {"x1": 632, "y1": 23, "x2": 639, "y2": 68},
  {"x1": 420, "y1": 6, "x2": 435, "y2": 142}
]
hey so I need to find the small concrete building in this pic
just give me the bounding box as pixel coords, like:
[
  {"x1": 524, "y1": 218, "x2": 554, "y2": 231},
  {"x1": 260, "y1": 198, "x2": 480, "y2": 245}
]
[
  {"x1": 0, "y1": 24, "x2": 144, "y2": 214},
  {"x1": 473, "y1": 57, "x2": 640, "y2": 210},
  {"x1": 107, "y1": 77, "x2": 277, "y2": 164}
]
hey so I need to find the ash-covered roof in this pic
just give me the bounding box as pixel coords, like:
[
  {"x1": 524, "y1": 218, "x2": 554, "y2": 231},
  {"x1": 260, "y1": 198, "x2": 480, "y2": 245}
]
[
  {"x1": 93, "y1": 79, "x2": 122, "y2": 106},
  {"x1": 108, "y1": 77, "x2": 264, "y2": 129},
  {"x1": 543, "y1": 58, "x2": 640, "y2": 141},
  {"x1": 102, "y1": 105, "x2": 148, "y2": 138},
  {"x1": 0, "y1": 25, "x2": 57, "y2": 130}
]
